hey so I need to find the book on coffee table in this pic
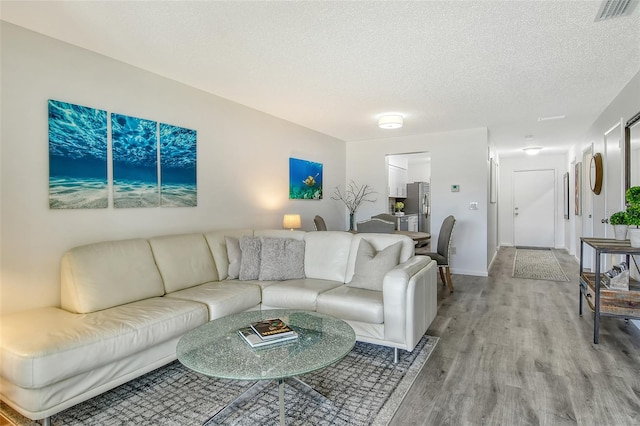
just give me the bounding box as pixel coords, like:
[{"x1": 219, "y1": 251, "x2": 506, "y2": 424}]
[
  {"x1": 238, "y1": 326, "x2": 298, "y2": 348},
  {"x1": 250, "y1": 318, "x2": 295, "y2": 340}
]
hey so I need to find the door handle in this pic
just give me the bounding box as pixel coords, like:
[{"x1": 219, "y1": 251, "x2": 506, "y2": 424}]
[{"x1": 601, "y1": 218, "x2": 609, "y2": 224}]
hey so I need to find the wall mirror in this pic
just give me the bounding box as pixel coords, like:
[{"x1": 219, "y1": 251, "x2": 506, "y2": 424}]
[
  {"x1": 625, "y1": 111, "x2": 640, "y2": 191},
  {"x1": 590, "y1": 152, "x2": 603, "y2": 194}
]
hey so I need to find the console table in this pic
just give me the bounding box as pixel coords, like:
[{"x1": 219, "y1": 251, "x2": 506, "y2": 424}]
[{"x1": 579, "y1": 237, "x2": 640, "y2": 343}]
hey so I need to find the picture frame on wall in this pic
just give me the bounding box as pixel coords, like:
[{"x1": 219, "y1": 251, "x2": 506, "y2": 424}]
[
  {"x1": 574, "y1": 162, "x2": 582, "y2": 216},
  {"x1": 48, "y1": 99, "x2": 108, "y2": 209},
  {"x1": 564, "y1": 172, "x2": 570, "y2": 220},
  {"x1": 289, "y1": 157, "x2": 323, "y2": 199}
]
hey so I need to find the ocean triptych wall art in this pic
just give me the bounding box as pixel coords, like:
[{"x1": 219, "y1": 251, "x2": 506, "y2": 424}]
[
  {"x1": 48, "y1": 99, "x2": 198, "y2": 209},
  {"x1": 160, "y1": 124, "x2": 197, "y2": 207},
  {"x1": 111, "y1": 114, "x2": 159, "y2": 208},
  {"x1": 289, "y1": 157, "x2": 323, "y2": 199},
  {"x1": 48, "y1": 100, "x2": 108, "y2": 209}
]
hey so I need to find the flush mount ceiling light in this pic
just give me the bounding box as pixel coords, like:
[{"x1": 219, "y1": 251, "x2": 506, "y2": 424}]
[
  {"x1": 378, "y1": 114, "x2": 404, "y2": 129},
  {"x1": 523, "y1": 146, "x2": 543, "y2": 156},
  {"x1": 537, "y1": 115, "x2": 566, "y2": 122}
]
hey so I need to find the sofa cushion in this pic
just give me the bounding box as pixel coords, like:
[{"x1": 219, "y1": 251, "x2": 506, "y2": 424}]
[
  {"x1": 225, "y1": 236, "x2": 242, "y2": 279},
  {"x1": 61, "y1": 239, "x2": 165, "y2": 314},
  {"x1": 239, "y1": 236, "x2": 261, "y2": 280},
  {"x1": 261, "y1": 278, "x2": 343, "y2": 311},
  {"x1": 203, "y1": 229, "x2": 254, "y2": 280},
  {"x1": 303, "y1": 231, "x2": 353, "y2": 282},
  {"x1": 149, "y1": 233, "x2": 219, "y2": 293},
  {"x1": 316, "y1": 285, "x2": 384, "y2": 324},
  {"x1": 346, "y1": 239, "x2": 402, "y2": 291},
  {"x1": 164, "y1": 281, "x2": 261, "y2": 320},
  {"x1": 258, "y1": 237, "x2": 305, "y2": 280},
  {"x1": 254, "y1": 229, "x2": 305, "y2": 240},
  {"x1": 0, "y1": 299, "x2": 207, "y2": 389}
]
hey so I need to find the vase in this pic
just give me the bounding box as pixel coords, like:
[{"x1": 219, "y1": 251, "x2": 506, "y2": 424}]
[
  {"x1": 628, "y1": 228, "x2": 640, "y2": 248},
  {"x1": 613, "y1": 225, "x2": 628, "y2": 241},
  {"x1": 349, "y1": 213, "x2": 355, "y2": 232}
]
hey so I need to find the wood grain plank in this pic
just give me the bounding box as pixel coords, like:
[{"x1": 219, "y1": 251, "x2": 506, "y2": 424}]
[{"x1": 389, "y1": 248, "x2": 640, "y2": 426}]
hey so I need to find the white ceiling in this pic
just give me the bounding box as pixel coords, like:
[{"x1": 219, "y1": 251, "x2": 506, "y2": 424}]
[{"x1": 2, "y1": 1, "x2": 639, "y2": 156}]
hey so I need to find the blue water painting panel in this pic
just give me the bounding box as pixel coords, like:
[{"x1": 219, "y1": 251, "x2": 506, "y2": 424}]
[
  {"x1": 49, "y1": 99, "x2": 108, "y2": 209},
  {"x1": 160, "y1": 123, "x2": 197, "y2": 207},
  {"x1": 111, "y1": 114, "x2": 159, "y2": 208},
  {"x1": 289, "y1": 158, "x2": 323, "y2": 199}
]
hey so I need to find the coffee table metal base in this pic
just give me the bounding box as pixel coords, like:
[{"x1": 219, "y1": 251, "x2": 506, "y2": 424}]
[{"x1": 203, "y1": 377, "x2": 328, "y2": 426}]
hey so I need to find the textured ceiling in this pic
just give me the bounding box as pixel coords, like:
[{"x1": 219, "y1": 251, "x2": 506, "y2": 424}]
[{"x1": 2, "y1": 1, "x2": 639, "y2": 156}]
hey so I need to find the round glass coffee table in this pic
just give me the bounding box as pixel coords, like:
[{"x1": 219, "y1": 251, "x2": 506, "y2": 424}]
[{"x1": 177, "y1": 309, "x2": 356, "y2": 425}]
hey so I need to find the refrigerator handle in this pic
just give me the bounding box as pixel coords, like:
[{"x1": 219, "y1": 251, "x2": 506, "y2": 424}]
[{"x1": 423, "y1": 194, "x2": 430, "y2": 217}]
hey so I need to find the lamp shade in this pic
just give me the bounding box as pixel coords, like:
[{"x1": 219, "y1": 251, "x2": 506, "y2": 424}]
[
  {"x1": 378, "y1": 115, "x2": 403, "y2": 129},
  {"x1": 283, "y1": 214, "x2": 301, "y2": 230}
]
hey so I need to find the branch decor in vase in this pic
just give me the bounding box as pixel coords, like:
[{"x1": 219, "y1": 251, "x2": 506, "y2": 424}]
[{"x1": 331, "y1": 181, "x2": 377, "y2": 231}]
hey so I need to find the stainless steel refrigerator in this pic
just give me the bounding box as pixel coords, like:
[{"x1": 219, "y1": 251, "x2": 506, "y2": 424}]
[{"x1": 404, "y1": 182, "x2": 430, "y2": 233}]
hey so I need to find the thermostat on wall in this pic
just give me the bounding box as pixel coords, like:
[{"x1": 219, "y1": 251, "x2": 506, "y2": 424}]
[{"x1": 451, "y1": 184, "x2": 460, "y2": 192}]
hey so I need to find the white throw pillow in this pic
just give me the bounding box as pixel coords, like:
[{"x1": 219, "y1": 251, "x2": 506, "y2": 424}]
[
  {"x1": 258, "y1": 237, "x2": 305, "y2": 281},
  {"x1": 346, "y1": 239, "x2": 402, "y2": 291},
  {"x1": 225, "y1": 236, "x2": 242, "y2": 279}
]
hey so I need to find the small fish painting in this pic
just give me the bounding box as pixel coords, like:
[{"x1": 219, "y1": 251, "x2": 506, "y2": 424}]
[{"x1": 290, "y1": 158, "x2": 323, "y2": 199}]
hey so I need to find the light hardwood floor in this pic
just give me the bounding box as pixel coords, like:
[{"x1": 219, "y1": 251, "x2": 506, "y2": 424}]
[{"x1": 391, "y1": 247, "x2": 640, "y2": 426}]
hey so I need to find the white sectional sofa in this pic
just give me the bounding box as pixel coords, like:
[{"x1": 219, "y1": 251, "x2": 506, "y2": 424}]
[{"x1": 0, "y1": 229, "x2": 437, "y2": 424}]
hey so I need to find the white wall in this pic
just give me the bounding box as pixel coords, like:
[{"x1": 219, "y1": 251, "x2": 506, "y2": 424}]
[
  {"x1": 346, "y1": 127, "x2": 489, "y2": 277},
  {"x1": 499, "y1": 153, "x2": 568, "y2": 249},
  {"x1": 407, "y1": 155, "x2": 431, "y2": 183},
  {"x1": 566, "y1": 70, "x2": 640, "y2": 329},
  {"x1": 0, "y1": 23, "x2": 346, "y2": 314},
  {"x1": 487, "y1": 146, "x2": 499, "y2": 269},
  {"x1": 568, "y1": 70, "x2": 640, "y2": 260}
]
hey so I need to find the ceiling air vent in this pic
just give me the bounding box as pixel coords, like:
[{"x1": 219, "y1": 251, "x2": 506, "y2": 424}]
[{"x1": 595, "y1": 0, "x2": 638, "y2": 21}]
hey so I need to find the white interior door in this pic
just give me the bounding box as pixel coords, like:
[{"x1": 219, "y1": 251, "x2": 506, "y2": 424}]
[
  {"x1": 589, "y1": 121, "x2": 624, "y2": 271},
  {"x1": 604, "y1": 121, "x2": 625, "y2": 231},
  {"x1": 582, "y1": 146, "x2": 594, "y2": 271},
  {"x1": 603, "y1": 121, "x2": 625, "y2": 268},
  {"x1": 513, "y1": 169, "x2": 555, "y2": 247}
]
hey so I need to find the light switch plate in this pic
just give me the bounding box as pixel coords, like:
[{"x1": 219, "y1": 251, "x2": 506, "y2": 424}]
[{"x1": 469, "y1": 202, "x2": 479, "y2": 210}]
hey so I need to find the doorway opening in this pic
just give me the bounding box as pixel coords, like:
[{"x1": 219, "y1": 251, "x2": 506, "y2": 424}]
[{"x1": 385, "y1": 152, "x2": 431, "y2": 233}]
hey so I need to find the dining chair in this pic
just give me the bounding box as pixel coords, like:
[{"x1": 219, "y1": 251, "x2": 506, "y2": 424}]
[
  {"x1": 422, "y1": 215, "x2": 456, "y2": 292},
  {"x1": 313, "y1": 215, "x2": 327, "y2": 231},
  {"x1": 356, "y1": 218, "x2": 395, "y2": 233},
  {"x1": 372, "y1": 213, "x2": 397, "y2": 226}
]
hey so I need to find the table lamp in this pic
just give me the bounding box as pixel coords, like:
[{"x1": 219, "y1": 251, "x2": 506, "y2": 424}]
[{"x1": 283, "y1": 214, "x2": 301, "y2": 231}]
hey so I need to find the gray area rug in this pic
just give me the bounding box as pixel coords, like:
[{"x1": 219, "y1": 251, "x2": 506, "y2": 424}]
[
  {"x1": 1, "y1": 335, "x2": 438, "y2": 426},
  {"x1": 513, "y1": 248, "x2": 569, "y2": 282}
]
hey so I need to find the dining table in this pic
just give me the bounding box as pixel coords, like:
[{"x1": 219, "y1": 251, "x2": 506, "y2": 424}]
[{"x1": 394, "y1": 230, "x2": 431, "y2": 245}]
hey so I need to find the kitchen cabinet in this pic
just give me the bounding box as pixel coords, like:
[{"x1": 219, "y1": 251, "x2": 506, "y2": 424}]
[
  {"x1": 396, "y1": 214, "x2": 418, "y2": 231},
  {"x1": 407, "y1": 215, "x2": 418, "y2": 232},
  {"x1": 388, "y1": 165, "x2": 408, "y2": 198}
]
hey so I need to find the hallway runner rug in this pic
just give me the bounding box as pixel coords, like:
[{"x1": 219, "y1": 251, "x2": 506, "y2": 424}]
[
  {"x1": 1, "y1": 335, "x2": 438, "y2": 426},
  {"x1": 513, "y1": 248, "x2": 569, "y2": 282}
]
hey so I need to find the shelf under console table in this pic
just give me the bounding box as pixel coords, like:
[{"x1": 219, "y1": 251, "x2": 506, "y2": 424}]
[{"x1": 579, "y1": 237, "x2": 640, "y2": 344}]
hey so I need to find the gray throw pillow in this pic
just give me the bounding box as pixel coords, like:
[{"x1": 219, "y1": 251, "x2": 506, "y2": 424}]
[
  {"x1": 258, "y1": 237, "x2": 306, "y2": 281},
  {"x1": 225, "y1": 236, "x2": 241, "y2": 279},
  {"x1": 346, "y1": 239, "x2": 402, "y2": 291},
  {"x1": 239, "y1": 236, "x2": 261, "y2": 281}
]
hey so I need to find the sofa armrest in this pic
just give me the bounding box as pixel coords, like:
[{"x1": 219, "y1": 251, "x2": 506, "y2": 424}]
[{"x1": 381, "y1": 255, "x2": 437, "y2": 350}]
